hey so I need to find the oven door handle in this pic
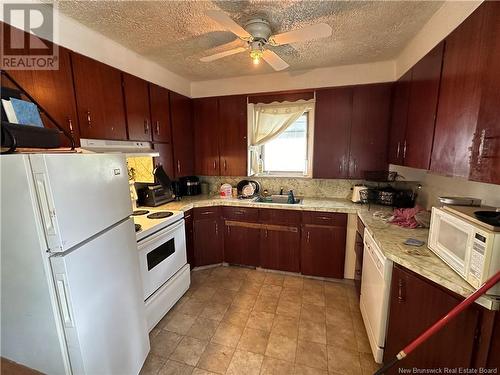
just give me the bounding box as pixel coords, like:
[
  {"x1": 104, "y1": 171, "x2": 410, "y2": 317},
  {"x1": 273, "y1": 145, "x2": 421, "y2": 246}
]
[{"x1": 137, "y1": 219, "x2": 185, "y2": 249}]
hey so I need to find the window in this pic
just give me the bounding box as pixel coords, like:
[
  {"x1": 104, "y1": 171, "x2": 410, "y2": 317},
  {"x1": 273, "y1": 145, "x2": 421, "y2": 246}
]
[
  {"x1": 262, "y1": 113, "x2": 309, "y2": 174},
  {"x1": 248, "y1": 101, "x2": 314, "y2": 178}
]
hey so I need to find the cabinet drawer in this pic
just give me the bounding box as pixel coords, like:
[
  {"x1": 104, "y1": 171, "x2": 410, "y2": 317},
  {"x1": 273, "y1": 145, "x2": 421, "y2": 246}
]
[
  {"x1": 259, "y1": 208, "x2": 302, "y2": 225},
  {"x1": 302, "y1": 211, "x2": 347, "y2": 226},
  {"x1": 357, "y1": 217, "x2": 365, "y2": 238},
  {"x1": 194, "y1": 206, "x2": 220, "y2": 220},
  {"x1": 222, "y1": 207, "x2": 259, "y2": 222}
]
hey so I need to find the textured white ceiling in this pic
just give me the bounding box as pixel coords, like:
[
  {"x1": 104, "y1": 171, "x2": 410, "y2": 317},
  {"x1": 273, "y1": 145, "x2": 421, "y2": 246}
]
[{"x1": 55, "y1": 1, "x2": 444, "y2": 81}]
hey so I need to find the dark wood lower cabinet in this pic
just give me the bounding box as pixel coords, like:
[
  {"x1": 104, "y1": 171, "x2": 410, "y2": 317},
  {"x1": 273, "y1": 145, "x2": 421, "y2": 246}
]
[
  {"x1": 260, "y1": 225, "x2": 300, "y2": 273},
  {"x1": 384, "y1": 265, "x2": 481, "y2": 373},
  {"x1": 184, "y1": 210, "x2": 194, "y2": 269},
  {"x1": 193, "y1": 208, "x2": 223, "y2": 267},
  {"x1": 301, "y1": 225, "x2": 346, "y2": 278},
  {"x1": 223, "y1": 221, "x2": 260, "y2": 267}
]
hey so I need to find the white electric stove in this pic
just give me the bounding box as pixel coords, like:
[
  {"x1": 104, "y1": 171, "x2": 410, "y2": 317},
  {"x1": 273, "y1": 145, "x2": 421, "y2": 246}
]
[
  {"x1": 131, "y1": 208, "x2": 190, "y2": 331},
  {"x1": 132, "y1": 208, "x2": 184, "y2": 241}
]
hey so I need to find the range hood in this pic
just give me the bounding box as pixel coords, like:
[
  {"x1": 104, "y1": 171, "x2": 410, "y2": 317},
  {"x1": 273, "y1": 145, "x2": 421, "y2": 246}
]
[{"x1": 79, "y1": 139, "x2": 159, "y2": 157}]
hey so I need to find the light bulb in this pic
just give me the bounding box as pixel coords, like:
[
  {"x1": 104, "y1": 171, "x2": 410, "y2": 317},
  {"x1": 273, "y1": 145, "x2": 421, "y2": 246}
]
[{"x1": 253, "y1": 57, "x2": 260, "y2": 65}]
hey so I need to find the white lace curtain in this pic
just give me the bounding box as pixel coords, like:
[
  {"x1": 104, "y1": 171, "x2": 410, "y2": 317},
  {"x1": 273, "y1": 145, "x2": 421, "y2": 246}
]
[{"x1": 249, "y1": 100, "x2": 314, "y2": 175}]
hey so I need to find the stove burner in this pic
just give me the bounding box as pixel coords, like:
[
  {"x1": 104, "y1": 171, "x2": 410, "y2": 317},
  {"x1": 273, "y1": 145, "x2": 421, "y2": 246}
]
[
  {"x1": 132, "y1": 210, "x2": 150, "y2": 216},
  {"x1": 147, "y1": 211, "x2": 174, "y2": 219},
  {"x1": 135, "y1": 224, "x2": 142, "y2": 232}
]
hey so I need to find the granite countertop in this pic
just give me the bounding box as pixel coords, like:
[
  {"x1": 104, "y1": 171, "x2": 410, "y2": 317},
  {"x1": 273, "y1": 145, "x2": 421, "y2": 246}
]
[{"x1": 155, "y1": 195, "x2": 498, "y2": 309}]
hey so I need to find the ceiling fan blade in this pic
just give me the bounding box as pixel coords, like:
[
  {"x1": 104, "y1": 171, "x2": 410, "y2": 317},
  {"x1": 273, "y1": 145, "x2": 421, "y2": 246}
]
[
  {"x1": 262, "y1": 50, "x2": 289, "y2": 71},
  {"x1": 206, "y1": 10, "x2": 252, "y2": 40},
  {"x1": 270, "y1": 23, "x2": 332, "y2": 45},
  {"x1": 200, "y1": 47, "x2": 247, "y2": 62}
]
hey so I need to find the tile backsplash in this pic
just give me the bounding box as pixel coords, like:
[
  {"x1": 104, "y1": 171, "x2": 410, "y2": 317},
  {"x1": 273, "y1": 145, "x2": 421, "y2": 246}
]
[
  {"x1": 200, "y1": 176, "x2": 363, "y2": 198},
  {"x1": 127, "y1": 156, "x2": 154, "y2": 183}
]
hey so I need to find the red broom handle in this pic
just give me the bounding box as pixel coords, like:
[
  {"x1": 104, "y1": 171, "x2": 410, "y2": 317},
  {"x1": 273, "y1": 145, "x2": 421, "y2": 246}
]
[{"x1": 399, "y1": 271, "x2": 500, "y2": 359}]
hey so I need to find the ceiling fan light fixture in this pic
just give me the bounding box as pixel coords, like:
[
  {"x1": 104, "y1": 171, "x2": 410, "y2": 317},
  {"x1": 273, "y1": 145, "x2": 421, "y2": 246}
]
[{"x1": 250, "y1": 49, "x2": 263, "y2": 64}]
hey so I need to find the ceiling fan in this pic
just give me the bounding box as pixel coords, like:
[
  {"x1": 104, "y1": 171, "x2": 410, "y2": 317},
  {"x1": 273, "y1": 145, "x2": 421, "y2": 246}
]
[{"x1": 200, "y1": 10, "x2": 333, "y2": 71}]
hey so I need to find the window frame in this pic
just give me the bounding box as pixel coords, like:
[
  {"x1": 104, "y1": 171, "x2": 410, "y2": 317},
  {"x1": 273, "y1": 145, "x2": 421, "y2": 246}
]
[{"x1": 247, "y1": 102, "x2": 315, "y2": 178}]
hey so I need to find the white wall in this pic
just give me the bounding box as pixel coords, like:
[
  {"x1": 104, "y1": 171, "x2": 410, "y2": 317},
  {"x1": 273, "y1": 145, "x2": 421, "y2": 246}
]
[
  {"x1": 390, "y1": 165, "x2": 500, "y2": 209},
  {"x1": 191, "y1": 60, "x2": 395, "y2": 98},
  {"x1": 1, "y1": 3, "x2": 191, "y2": 97}
]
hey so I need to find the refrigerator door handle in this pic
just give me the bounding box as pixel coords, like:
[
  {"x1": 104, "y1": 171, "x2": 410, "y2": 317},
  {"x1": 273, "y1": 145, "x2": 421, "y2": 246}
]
[
  {"x1": 34, "y1": 173, "x2": 57, "y2": 236},
  {"x1": 55, "y1": 274, "x2": 74, "y2": 327}
]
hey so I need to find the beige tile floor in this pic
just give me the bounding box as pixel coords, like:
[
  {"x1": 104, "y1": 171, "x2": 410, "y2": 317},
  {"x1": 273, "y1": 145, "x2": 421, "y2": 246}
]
[{"x1": 142, "y1": 265, "x2": 380, "y2": 375}]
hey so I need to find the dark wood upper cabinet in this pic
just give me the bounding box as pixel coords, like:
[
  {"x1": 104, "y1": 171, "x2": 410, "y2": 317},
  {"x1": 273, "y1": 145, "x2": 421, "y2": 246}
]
[
  {"x1": 218, "y1": 95, "x2": 248, "y2": 176},
  {"x1": 384, "y1": 265, "x2": 480, "y2": 373},
  {"x1": 122, "y1": 73, "x2": 152, "y2": 141},
  {"x1": 71, "y1": 53, "x2": 127, "y2": 140},
  {"x1": 194, "y1": 97, "x2": 220, "y2": 176},
  {"x1": 388, "y1": 70, "x2": 412, "y2": 165},
  {"x1": 149, "y1": 84, "x2": 172, "y2": 143},
  {"x1": 404, "y1": 42, "x2": 444, "y2": 170},
  {"x1": 430, "y1": 5, "x2": 486, "y2": 178},
  {"x1": 153, "y1": 142, "x2": 174, "y2": 178},
  {"x1": 313, "y1": 87, "x2": 352, "y2": 178},
  {"x1": 170, "y1": 91, "x2": 194, "y2": 178},
  {"x1": 2, "y1": 24, "x2": 79, "y2": 147},
  {"x1": 349, "y1": 83, "x2": 392, "y2": 179},
  {"x1": 469, "y1": 1, "x2": 500, "y2": 185}
]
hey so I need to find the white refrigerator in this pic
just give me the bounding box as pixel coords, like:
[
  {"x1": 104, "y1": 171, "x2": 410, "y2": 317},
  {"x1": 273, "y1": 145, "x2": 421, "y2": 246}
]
[{"x1": 1, "y1": 153, "x2": 149, "y2": 375}]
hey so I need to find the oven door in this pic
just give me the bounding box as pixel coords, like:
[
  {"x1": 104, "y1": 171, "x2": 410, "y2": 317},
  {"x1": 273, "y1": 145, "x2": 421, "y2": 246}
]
[
  {"x1": 138, "y1": 219, "x2": 187, "y2": 300},
  {"x1": 429, "y1": 208, "x2": 474, "y2": 277}
]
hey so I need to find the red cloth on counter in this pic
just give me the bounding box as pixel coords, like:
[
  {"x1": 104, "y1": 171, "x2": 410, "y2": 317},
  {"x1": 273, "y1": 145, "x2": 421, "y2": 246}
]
[{"x1": 389, "y1": 206, "x2": 424, "y2": 229}]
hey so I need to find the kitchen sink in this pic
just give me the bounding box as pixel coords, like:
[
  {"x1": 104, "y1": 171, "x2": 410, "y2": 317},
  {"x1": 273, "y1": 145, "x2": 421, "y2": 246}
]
[{"x1": 252, "y1": 195, "x2": 302, "y2": 205}]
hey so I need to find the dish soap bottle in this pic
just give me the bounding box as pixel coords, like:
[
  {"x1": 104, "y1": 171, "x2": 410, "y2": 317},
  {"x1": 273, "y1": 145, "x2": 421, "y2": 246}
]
[{"x1": 287, "y1": 190, "x2": 295, "y2": 204}]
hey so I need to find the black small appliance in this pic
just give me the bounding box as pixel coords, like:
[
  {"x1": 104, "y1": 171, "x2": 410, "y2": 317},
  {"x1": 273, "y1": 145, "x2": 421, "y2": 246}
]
[
  {"x1": 179, "y1": 176, "x2": 201, "y2": 196},
  {"x1": 135, "y1": 166, "x2": 175, "y2": 206}
]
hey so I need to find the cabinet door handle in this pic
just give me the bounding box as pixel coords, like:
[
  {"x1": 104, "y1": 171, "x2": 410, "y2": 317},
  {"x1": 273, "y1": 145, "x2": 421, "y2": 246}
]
[
  {"x1": 227, "y1": 226, "x2": 230, "y2": 235},
  {"x1": 213, "y1": 160, "x2": 217, "y2": 170},
  {"x1": 201, "y1": 211, "x2": 213, "y2": 215},
  {"x1": 339, "y1": 160, "x2": 342, "y2": 173},
  {"x1": 307, "y1": 231, "x2": 310, "y2": 243},
  {"x1": 396, "y1": 141, "x2": 401, "y2": 159},
  {"x1": 184, "y1": 214, "x2": 191, "y2": 220},
  {"x1": 354, "y1": 159, "x2": 358, "y2": 173},
  {"x1": 264, "y1": 229, "x2": 268, "y2": 238},
  {"x1": 86, "y1": 111, "x2": 92, "y2": 127},
  {"x1": 398, "y1": 278, "x2": 405, "y2": 303},
  {"x1": 177, "y1": 160, "x2": 181, "y2": 174},
  {"x1": 215, "y1": 222, "x2": 218, "y2": 235},
  {"x1": 155, "y1": 120, "x2": 160, "y2": 135},
  {"x1": 68, "y1": 118, "x2": 74, "y2": 134},
  {"x1": 224, "y1": 159, "x2": 227, "y2": 171},
  {"x1": 144, "y1": 120, "x2": 149, "y2": 134},
  {"x1": 403, "y1": 140, "x2": 407, "y2": 159}
]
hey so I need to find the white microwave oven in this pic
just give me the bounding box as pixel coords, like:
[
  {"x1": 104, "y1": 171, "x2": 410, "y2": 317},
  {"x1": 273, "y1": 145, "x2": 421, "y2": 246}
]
[{"x1": 428, "y1": 207, "x2": 500, "y2": 296}]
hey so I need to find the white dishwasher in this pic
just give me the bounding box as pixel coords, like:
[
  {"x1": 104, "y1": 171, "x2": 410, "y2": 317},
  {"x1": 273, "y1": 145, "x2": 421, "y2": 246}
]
[{"x1": 359, "y1": 228, "x2": 393, "y2": 363}]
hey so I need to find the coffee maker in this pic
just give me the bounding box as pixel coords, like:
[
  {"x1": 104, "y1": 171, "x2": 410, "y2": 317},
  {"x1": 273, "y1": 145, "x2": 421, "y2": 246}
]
[{"x1": 179, "y1": 176, "x2": 201, "y2": 196}]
